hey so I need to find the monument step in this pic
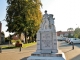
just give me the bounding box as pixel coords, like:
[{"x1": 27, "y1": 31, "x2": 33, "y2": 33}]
[
  {"x1": 31, "y1": 52, "x2": 62, "y2": 57},
  {"x1": 32, "y1": 54, "x2": 62, "y2": 57},
  {"x1": 27, "y1": 56, "x2": 65, "y2": 60}
]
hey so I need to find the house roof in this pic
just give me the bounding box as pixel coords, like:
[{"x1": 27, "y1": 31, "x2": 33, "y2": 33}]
[
  {"x1": 12, "y1": 35, "x2": 19, "y2": 40},
  {"x1": 57, "y1": 31, "x2": 74, "y2": 36}
]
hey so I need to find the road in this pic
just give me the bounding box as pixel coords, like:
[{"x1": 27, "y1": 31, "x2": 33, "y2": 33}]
[
  {"x1": 58, "y1": 41, "x2": 80, "y2": 60},
  {"x1": 0, "y1": 41, "x2": 80, "y2": 60}
]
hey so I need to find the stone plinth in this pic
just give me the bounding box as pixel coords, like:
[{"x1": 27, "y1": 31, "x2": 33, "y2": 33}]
[
  {"x1": 27, "y1": 29, "x2": 66, "y2": 60},
  {"x1": 27, "y1": 10, "x2": 66, "y2": 60},
  {"x1": 36, "y1": 29, "x2": 58, "y2": 54}
]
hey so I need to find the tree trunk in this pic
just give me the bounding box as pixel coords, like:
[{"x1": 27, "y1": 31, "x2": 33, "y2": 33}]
[
  {"x1": 19, "y1": 33, "x2": 21, "y2": 39},
  {"x1": 24, "y1": 31, "x2": 27, "y2": 43}
]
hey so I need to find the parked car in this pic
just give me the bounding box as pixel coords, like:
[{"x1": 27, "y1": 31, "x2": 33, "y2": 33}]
[
  {"x1": 68, "y1": 38, "x2": 80, "y2": 44},
  {"x1": 58, "y1": 37, "x2": 66, "y2": 41},
  {"x1": 65, "y1": 38, "x2": 71, "y2": 43}
]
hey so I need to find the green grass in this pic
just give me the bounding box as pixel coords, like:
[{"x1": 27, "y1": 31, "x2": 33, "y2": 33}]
[
  {"x1": 2, "y1": 46, "x2": 16, "y2": 49},
  {"x1": 1, "y1": 42, "x2": 37, "y2": 49},
  {"x1": 22, "y1": 42, "x2": 37, "y2": 48}
]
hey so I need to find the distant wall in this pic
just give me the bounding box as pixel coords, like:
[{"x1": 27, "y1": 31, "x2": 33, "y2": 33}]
[{"x1": 0, "y1": 22, "x2": 2, "y2": 44}]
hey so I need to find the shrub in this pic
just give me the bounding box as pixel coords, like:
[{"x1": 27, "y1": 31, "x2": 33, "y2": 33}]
[{"x1": 11, "y1": 39, "x2": 23, "y2": 47}]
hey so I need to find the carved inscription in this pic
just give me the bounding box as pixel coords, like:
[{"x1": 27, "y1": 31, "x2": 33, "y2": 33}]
[
  {"x1": 42, "y1": 40, "x2": 51, "y2": 47},
  {"x1": 41, "y1": 32, "x2": 51, "y2": 40},
  {"x1": 41, "y1": 32, "x2": 52, "y2": 49}
]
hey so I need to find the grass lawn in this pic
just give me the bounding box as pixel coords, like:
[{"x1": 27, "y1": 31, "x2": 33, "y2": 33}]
[
  {"x1": 1, "y1": 45, "x2": 16, "y2": 49},
  {"x1": 22, "y1": 42, "x2": 36, "y2": 48},
  {"x1": 1, "y1": 42, "x2": 37, "y2": 49},
  {"x1": 2, "y1": 46, "x2": 16, "y2": 49}
]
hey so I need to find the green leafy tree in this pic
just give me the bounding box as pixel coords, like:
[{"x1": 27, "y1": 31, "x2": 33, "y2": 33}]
[
  {"x1": 74, "y1": 27, "x2": 80, "y2": 38},
  {"x1": 6, "y1": 0, "x2": 27, "y2": 35},
  {"x1": 23, "y1": 0, "x2": 42, "y2": 43},
  {"x1": 1, "y1": 31, "x2": 5, "y2": 36},
  {"x1": 6, "y1": 0, "x2": 42, "y2": 43}
]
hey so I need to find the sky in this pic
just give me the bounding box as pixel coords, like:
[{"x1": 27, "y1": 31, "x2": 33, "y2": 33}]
[{"x1": 0, "y1": 0, "x2": 80, "y2": 37}]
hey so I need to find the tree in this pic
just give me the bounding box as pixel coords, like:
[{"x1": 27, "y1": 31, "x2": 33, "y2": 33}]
[
  {"x1": 1, "y1": 31, "x2": 5, "y2": 36},
  {"x1": 6, "y1": 0, "x2": 42, "y2": 43},
  {"x1": 6, "y1": 0, "x2": 27, "y2": 35},
  {"x1": 23, "y1": 0, "x2": 42, "y2": 43},
  {"x1": 74, "y1": 27, "x2": 80, "y2": 38}
]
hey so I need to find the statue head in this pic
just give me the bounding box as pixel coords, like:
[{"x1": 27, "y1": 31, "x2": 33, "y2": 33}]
[{"x1": 44, "y1": 10, "x2": 47, "y2": 14}]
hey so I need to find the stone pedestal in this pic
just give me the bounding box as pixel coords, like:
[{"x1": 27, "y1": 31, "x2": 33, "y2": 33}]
[
  {"x1": 27, "y1": 11, "x2": 66, "y2": 60},
  {"x1": 36, "y1": 29, "x2": 58, "y2": 53},
  {"x1": 27, "y1": 29, "x2": 66, "y2": 60}
]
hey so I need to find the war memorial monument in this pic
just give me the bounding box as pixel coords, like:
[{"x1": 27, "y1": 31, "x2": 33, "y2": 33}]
[{"x1": 27, "y1": 10, "x2": 66, "y2": 60}]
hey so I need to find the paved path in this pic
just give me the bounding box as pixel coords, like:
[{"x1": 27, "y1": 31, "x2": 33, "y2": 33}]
[
  {"x1": 0, "y1": 45, "x2": 36, "y2": 60},
  {"x1": 0, "y1": 41, "x2": 80, "y2": 60}
]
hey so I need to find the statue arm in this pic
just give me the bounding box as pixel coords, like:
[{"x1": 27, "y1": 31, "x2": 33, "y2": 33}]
[{"x1": 53, "y1": 18, "x2": 55, "y2": 20}]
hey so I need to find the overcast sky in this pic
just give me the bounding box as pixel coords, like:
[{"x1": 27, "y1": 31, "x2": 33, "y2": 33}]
[{"x1": 0, "y1": 0, "x2": 80, "y2": 37}]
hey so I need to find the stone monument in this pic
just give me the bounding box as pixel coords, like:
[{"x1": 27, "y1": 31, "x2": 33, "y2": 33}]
[{"x1": 27, "y1": 10, "x2": 66, "y2": 60}]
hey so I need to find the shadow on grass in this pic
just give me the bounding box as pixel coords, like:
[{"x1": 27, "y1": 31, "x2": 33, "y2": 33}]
[
  {"x1": 70, "y1": 54, "x2": 80, "y2": 60},
  {"x1": 20, "y1": 56, "x2": 29, "y2": 60},
  {"x1": 2, "y1": 46, "x2": 17, "y2": 49}
]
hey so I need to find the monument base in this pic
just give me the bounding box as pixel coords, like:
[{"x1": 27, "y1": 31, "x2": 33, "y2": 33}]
[
  {"x1": 27, "y1": 50, "x2": 66, "y2": 60},
  {"x1": 27, "y1": 56, "x2": 65, "y2": 60}
]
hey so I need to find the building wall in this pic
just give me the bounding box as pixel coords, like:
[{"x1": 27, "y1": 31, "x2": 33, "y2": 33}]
[
  {"x1": 20, "y1": 33, "x2": 25, "y2": 42},
  {"x1": 0, "y1": 22, "x2": 2, "y2": 44},
  {"x1": 57, "y1": 31, "x2": 74, "y2": 41},
  {"x1": 1, "y1": 34, "x2": 5, "y2": 43},
  {"x1": 12, "y1": 33, "x2": 25, "y2": 42},
  {"x1": 12, "y1": 35, "x2": 19, "y2": 40}
]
